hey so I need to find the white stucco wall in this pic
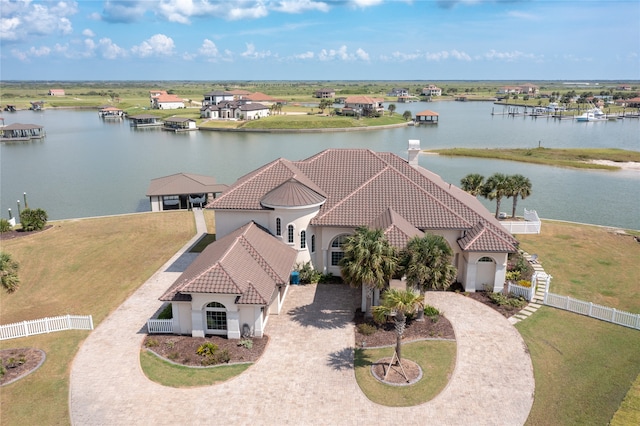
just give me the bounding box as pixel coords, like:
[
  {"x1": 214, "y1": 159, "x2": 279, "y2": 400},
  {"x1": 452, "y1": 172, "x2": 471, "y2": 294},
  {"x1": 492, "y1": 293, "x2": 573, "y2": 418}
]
[
  {"x1": 214, "y1": 210, "x2": 270, "y2": 238},
  {"x1": 266, "y1": 205, "x2": 321, "y2": 265}
]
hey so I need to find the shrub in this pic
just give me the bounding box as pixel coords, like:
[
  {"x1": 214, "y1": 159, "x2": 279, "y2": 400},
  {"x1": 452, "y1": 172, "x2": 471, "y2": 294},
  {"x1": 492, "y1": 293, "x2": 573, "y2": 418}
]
[
  {"x1": 295, "y1": 261, "x2": 321, "y2": 284},
  {"x1": 506, "y1": 296, "x2": 528, "y2": 309},
  {"x1": 505, "y1": 270, "x2": 520, "y2": 281},
  {"x1": 145, "y1": 338, "x2": 159, "y2": 348},
  {"x1": 157, "y1": 304, "x2": 172, "y2": 320},
  {"x1": 19, "y1": 208, "x2": 48, "y2": 231},
  {"x1": 168, "y1": 351, "x2": 179, "y2": 361},
  {"x1": 196, "y1": 342, "x2": 218, "y2": 357},
  {"x1": 238, "y1": 339, "x2": 253, "y2": 349},
  {"x1": 517, "y1": 280, "x2": 532, "y2": 288},
  {"x1": 0, "y1": 363, "x2": 5, "y2": 378},
  {"x1": 357, "y1": 323, "x2": 377, "y2": 336},
  {"x1": 0, "y1": 219, "x2": 12, "y2": 233},
  {"x1": 214, "y1": 349, "x2": 230, "y2": 364},
  {"x1": 424, "y1": 305, "x2": 441, "y2": 322}
]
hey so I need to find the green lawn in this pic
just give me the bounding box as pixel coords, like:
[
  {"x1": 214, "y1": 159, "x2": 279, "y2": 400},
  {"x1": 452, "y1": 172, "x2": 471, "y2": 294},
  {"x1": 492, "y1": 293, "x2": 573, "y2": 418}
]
[
  {"x1": 517, "y1": 221, "x2": 640, "y2": 425},
  {"x1": 0, "y1": 212, "x2": 196, "y2": 426},
  {"x1": 140, "y1": 350, "x2": 251, "y2": 387},
  {"x1": 354, "y1": 340, "x2": 456, "y2": 407},
  {"x1": 430, "y1": 148, "x2": 640, "y2": 171}
]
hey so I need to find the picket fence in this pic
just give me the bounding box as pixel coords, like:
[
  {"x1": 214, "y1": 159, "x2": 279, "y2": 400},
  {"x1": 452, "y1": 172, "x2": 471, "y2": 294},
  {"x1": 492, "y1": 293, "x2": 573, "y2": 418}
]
[
  {"x1": 499, "y1": 208, "x2": 541, "y2": 235},
  {"x1": 147, "y1": 319, "x2": 173, "y2": 334},
  {"x1": 0, "y1": 314, "x2": 94, "y2": 340},
  {"x1": 544, "y1": 292, "x2": 640, "y2": 330}
]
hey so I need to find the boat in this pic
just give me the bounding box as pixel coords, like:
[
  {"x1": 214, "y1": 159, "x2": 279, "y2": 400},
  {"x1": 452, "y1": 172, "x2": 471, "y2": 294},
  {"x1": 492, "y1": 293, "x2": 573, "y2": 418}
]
[{"x1": 575, "y1": 107, "x2": 606, "y2": 122}]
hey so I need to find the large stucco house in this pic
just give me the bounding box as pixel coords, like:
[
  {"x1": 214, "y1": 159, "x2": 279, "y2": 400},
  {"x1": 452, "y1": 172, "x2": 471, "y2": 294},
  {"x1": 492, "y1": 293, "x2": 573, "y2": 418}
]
[{"x1": 158, "y1": 141, "x2": 519, "y2": 338}]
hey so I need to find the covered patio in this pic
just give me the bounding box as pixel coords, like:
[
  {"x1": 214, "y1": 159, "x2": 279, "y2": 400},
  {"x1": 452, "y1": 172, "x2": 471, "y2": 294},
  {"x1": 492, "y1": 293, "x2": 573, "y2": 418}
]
[{"x1": 146, "y1": 172, "x2": 228, "y2": 212}]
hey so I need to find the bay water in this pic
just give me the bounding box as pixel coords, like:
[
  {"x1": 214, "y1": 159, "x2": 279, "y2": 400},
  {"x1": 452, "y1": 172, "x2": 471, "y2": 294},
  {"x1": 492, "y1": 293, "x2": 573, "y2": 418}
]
[{"x1": 1, "y1": 101, "x2": 638, "y2": 229}]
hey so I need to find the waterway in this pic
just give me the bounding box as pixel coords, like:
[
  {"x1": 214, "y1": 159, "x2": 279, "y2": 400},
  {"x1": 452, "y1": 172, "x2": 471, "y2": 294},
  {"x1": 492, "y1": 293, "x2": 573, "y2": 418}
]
[{"x1": 1, "y1": 101, "x2": 638, "y2": 229}]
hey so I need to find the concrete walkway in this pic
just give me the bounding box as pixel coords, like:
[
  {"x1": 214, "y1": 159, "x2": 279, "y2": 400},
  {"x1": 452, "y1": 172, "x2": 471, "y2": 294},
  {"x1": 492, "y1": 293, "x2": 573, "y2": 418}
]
[{"x1": 70, "y1": 209, "x2": 534, "y2": 425}]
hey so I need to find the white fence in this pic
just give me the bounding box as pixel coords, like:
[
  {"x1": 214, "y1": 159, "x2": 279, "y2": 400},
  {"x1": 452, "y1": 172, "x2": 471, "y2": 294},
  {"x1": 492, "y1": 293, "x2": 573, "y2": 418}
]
[
  {"x1": 147, "y1": 319, "x2": 174, "y2": 334},
  {"x1": 500, "y1": 208, "x2": 541, "y2": 234},
  {"x1": 544, "y1": 293, "x2": 640, "y2": 330},
  {"x1": 0, "y1": 314, "x2": 93, "y2": 341}
]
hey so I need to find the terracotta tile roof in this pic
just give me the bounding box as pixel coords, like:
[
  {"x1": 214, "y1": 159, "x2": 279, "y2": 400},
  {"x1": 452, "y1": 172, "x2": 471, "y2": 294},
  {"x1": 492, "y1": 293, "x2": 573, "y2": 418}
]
[
  {"x1": 261, "y1": 178, "x2": 327, "y2": 208},
  {"x1": 344, "y1": 95, "x2": 384, "y2": 104},
  {"x1": 209, "y1": 149, "x2": 518, "y2": 253},
  {"x1": 160, "y1": 222, "x2": 297, "y2": 304},
  {"x1": 369, "y1": 207, "x2": 424, "y2": 249},
  {"x1": 156, "y1": 94, "x2": 184, "y2": 103},
  {"x1": 245, "y1": 92, "x2": 278, "y2": 102},
  {"x1": 416, "y1": 110, "x2": 439, "y2": 116},
  {"x1": 146, "y1": 173, "x2": 228, "y2": 197},
  {"x1": 457, "y1": 222, "x2": 517, "y2": 252}
]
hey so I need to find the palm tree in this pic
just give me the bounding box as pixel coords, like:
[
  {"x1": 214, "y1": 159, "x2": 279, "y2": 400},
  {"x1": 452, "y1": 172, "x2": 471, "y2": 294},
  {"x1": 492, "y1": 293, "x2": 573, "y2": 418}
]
[
  {"x1": 400, "y1": 234, "x2": 456, "y2": 319},
  {"x1": 340, "y1": 226, "x2": 397, "y2": 317},
  {"x1": 0, "y1": 251, "x2": 20, "y2": 294},
  {"x1": 388, "y1": 103, "x2": 396, "y2": 116},
  {"x1": 460, "y1": 173, "x2": 485, "y2": 196},
  {"x1": 507, "y1": 174, "x2": 532, "y2": 218},
  {"x1": 483, "y1": 173, "x2": 511, "y2": 219},
  {"x1": 372, "y1": 288, "x2": 424, "y2": 364}
]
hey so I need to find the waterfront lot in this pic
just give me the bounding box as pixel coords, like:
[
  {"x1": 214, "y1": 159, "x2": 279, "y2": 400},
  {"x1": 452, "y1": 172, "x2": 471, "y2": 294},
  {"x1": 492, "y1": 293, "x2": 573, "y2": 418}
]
[{"x1": 1, "y1": 216, "x2": 638, "y2": 425}]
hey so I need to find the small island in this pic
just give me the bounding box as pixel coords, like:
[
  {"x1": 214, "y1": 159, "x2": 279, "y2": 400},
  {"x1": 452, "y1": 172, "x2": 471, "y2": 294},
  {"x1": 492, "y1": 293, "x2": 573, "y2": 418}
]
[{"x1": 428, "y1": 147, "x2": 640, "y2": 171}]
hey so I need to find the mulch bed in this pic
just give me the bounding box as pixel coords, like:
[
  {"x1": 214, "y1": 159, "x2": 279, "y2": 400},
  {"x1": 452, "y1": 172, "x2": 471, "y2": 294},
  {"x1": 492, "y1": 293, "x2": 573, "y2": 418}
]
[
  {"x1": 465, "y1": 291, "x2": 524, "y2": 318},
  {"x1": 354, "y1": 310, "x2": 456, "y2": 348},
  {"x1": 0, "y1": 348, "x2": 46, "y2": 386},
  {"x1": 0, "y1": 225, "x2": 53, "y2": 241},
  {"x1": 371, "y1": 357, "x2": 422, "y2": 385},
  {"x1": 143, "y1": 335, "x2": 269, "y2": 366}
]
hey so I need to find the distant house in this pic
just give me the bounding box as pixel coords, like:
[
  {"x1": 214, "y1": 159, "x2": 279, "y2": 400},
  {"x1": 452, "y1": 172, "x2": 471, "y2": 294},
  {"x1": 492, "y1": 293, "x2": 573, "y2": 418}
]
[
  {"x1": 243, "y1": 92, "x2": 281, "y2": 106},
  {"x1": 146, "y1": 172, "x2": 227, "y2": 212},
  {"x1": 48, "y1": 89, "x2": 65, "y2": 96},
  {"x1": 342, "y1": 95, "x2": 384, "y2": 116},
  {"x1": 497, "y1": 84, "x2": 539, "y2": 96},
  {"x1": 150, "y1": 91, "x2": 185, "y2": 109},
  {"x1": 388, "y1": 88, "x2": 409, "y2": 97},
  {"x1": 0, "y1": 123, "x2": 45, "y2": 141},
  {"x1": 202, "y1": 90, "x2": 235, "y2": 107},
  {"x1": 98, "y1": 106, "x2": 124, "y2": 118},
  {"x1": 200, "y1": 100, "x2": 270, "y2": 120},
  {"x1": 422, "y1": 85, "x2": 442, "y2": 97},
  {"x1": 616, "y1": 85, "x2": 632, "y2": 91},
  {"x1": 415, "y1": 110, "x2": 439, "y2": 124},
  {"x1": 315, "y1": 88, "x2": 335, "y2": 98}
]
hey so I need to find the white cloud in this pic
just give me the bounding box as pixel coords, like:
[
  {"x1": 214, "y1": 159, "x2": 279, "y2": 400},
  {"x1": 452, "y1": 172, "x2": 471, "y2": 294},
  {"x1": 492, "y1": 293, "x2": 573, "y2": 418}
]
[
  {"x1": 199, "y1": 39, "x2": 219, "y2": 57},
  {"x1": 131, "y1": 34, "x2": 175, "y2": 57},
  {"x1": 389, "y1": 49, "x2": 471, "y2": 62},
  {"x1": 349, "y1": 0, "x2": 384, "y2": 8},
  {"x1": 319, "y1": 45, "x2": 353, "y2": 61},
  {"x1": 11, "y1": 48, "x2": 28, "y2": 61},
  {"x1": 241, "y1": 42, "x2": 272, "y2": 59},
  {"x1": 101, "y1": 0, "x2": 148, "y2": 23},
  {"x1": 355, "y1": 48, "x2": 369, "y2": 61},
  {"x1": 483, "y1": 49, "x2": 537, "y2": 61},
  {"x1": 10, "y1": 44, "x2": 51, "y2": 62},
  {"x1": 0, "y1": 0, "x2": 78, "y2": 42},
  {"x1": 82, "y1": 29, "x2": 96, "y2": 38},
  {"x1": 272, "y1": 0, "x2": 330, "y2": 13},
  {"x1": 99, "y1": 37, "x2": 127, "y2": 59},
  {"x1": 294, "y1": 51, "x2": 314, "y2": 59}
]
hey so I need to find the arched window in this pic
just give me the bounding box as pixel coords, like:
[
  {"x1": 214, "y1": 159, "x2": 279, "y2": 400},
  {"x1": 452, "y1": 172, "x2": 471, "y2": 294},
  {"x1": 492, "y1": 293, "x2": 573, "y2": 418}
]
[
  {"x1": 205, "y1": 302, "x2": 227, "y2": 331},
  {"x1": 478, "y1": 256, "x2": 495, "y2": 263},
  {"x1": 311, "y1": 235, "x2": 315, "y2": 253},
  {"x1": 330, "y1": 235, "x2": 350, "y2": 266},
  {"x1": 276, "y1": 218, "x2": 281, "y2": 236},
  {"x1": 287, "y1": 224, "x2": 294, "y2": 244},
  {"x1": 300, "y1": 230, "x2": 306, "y2": 249}
]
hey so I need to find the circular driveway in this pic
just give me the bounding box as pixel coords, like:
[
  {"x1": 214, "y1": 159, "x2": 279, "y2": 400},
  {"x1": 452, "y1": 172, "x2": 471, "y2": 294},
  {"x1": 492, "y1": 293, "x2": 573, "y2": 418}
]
[{"x1": 70, "y1": 279, "x2": 534, "y2": 425}]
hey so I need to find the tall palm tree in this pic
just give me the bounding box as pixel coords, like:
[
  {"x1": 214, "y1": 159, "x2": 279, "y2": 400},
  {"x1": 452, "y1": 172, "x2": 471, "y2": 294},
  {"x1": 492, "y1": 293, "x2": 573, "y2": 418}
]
[
  {"x1": 372, "y1": 288, "x2": 424, "y2": 365},
  {"x1": 0, "y1": 251, "x2": 20, "y2": 294},
  {"x1": 340, "y1": 226, "x2": 397, "y2": 317},
  {"x1": 483, "y1": 173, "x2": 511, "y2": 218},
  {"x1": 400, "y1": 234, "x2": 456, "y2": 319},
  {"x1": 460, "y1": 173, "x2": 485, "y2": 196},
  {"x1": 507, "y1": 174, "x2": 532, "y2": 218}
]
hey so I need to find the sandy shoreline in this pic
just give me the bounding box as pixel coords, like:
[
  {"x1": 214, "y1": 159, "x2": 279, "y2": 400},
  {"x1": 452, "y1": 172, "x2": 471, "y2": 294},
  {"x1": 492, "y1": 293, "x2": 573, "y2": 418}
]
[{"x1": 588, "y1": 160, "x2": 640, "y2": 171}]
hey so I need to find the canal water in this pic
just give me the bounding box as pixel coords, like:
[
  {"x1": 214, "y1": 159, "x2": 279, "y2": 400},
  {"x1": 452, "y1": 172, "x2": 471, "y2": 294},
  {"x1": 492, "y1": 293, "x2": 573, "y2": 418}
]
[{"x1": 1, "y1": 101, "x2": 639, "y2": 229}]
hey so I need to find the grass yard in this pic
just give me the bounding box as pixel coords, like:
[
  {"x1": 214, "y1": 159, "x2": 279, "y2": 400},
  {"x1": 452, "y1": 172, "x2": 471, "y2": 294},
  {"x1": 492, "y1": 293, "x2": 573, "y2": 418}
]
[
  {"x1": 140, "y1": 350, "x2": 251, "y2": 388},
  {"x1": 517, "y1": 221, "x2": 640, "y2": 313},
  {"x1": 0, "y1": 211, "x2": 195, "y2": 426},
  {"x1": 517, "y1": 220, "x2": 640, "y2": 425},
  {"x1": 354, "y1": 340, "x2": 456, "y2": 407},
  {"x1": 430, "y1": 148, "x2": 640, "y2": 171}
]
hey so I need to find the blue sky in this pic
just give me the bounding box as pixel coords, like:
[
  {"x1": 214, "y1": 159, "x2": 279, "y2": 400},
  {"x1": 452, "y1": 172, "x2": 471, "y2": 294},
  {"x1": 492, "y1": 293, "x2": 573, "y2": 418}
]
[{"x1": 1, "y1": 0, "x2": 638, "y2": 81}]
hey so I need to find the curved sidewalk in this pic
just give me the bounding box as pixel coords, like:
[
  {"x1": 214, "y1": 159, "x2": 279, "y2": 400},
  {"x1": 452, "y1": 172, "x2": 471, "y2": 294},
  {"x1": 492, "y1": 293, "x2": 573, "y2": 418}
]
[{"x1": 70, "y1": 213, "x2": 534, "y2": 425}]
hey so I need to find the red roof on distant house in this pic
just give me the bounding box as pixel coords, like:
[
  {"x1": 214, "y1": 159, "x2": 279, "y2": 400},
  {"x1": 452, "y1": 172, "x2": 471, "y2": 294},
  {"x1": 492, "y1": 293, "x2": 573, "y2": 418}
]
[{"x1": 416, "y1": 110, "x2": 439, "y2": 117}]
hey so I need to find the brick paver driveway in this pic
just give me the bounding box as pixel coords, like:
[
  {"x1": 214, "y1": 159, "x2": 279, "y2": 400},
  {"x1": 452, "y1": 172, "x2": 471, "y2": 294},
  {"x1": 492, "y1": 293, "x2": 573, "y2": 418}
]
[{"x1": 70, "y1": 281, "x2": 534, "y2": 425}]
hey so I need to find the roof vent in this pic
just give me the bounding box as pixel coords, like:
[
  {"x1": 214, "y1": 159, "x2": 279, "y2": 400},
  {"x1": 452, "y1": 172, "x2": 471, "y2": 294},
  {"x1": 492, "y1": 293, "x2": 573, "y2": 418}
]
[{"x1": 408, "y1": 139, "x2": 421, "y2": 167}]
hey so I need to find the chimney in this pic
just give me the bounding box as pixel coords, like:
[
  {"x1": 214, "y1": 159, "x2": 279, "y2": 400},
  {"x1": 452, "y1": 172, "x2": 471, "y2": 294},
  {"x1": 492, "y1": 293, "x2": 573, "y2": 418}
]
[{"x1": 408, "y1": 139, "x2": 420, "y2": 167}]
